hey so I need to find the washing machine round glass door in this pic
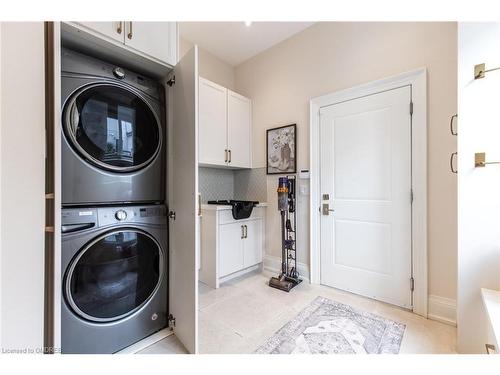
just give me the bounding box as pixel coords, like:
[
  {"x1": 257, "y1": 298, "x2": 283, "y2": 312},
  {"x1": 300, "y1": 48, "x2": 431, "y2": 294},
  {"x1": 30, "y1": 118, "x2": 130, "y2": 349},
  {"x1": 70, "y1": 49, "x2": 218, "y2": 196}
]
[
  {"x1": 65, "y1": 229, "x2": 164, "y2": 322},
  {"x1": 63, "y1": 83, "x2": 161, "y2": 173}
]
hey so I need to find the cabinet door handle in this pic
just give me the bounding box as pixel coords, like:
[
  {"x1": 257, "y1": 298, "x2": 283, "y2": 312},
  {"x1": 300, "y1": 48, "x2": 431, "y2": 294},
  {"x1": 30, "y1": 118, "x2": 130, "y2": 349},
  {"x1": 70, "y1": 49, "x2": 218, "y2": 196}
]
[
  {"x1": 127, "y1": 21, "x2": 133, "y2": 40},
  {"x1": 486, "y1": 344, "x2": 496, "y2": 354},
  {"x1": 450, "y1": 152, "x2": 458, "y2": 174},
  {"x1": 224, "y1": 149, "x2": 228, "y2": 163},
  {"x1": 244, "y1": 225, "x2": 248, "y2": 238},
  {"x1": 117, "y1": 21, "x2": 123, "y2": 35},
  {"x1": 450, "y1": 114, "x2": 458, "y2": 135},
  {"x1": 228, "y1": 149, "x2": 232, "y2": 163},
  {"x1": 241, "y1": 225, "x2": 245, "y2": 239}
]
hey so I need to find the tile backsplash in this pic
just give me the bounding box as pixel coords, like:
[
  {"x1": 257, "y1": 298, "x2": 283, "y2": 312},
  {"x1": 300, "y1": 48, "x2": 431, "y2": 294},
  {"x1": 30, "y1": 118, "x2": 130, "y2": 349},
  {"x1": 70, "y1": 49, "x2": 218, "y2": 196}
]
[
  {"x1": 199, "y1": 167, "x2": 267, "y2": 203},
  {"x1": 199, "y1": 167, "x2": 234, "y2": 202},
  {"x1": 234, "y1": 167, "x2": 267, "y2": 202}
]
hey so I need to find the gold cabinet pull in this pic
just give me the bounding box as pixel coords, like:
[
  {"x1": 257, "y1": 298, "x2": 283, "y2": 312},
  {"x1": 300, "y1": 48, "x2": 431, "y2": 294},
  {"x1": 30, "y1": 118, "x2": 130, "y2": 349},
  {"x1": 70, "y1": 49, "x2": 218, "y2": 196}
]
[
  {"x1": 127, "y1": 21, "x2": 133, "y2": 39},
  {"x1": 117, "y1": 21, "x2": 123, "y2": 35},
  {"x1": 475, "y1": 152, "x2": 500, "y2": 168},
  {"x1": 474, "y1": 63, "x2": 500, "y2": 80}
]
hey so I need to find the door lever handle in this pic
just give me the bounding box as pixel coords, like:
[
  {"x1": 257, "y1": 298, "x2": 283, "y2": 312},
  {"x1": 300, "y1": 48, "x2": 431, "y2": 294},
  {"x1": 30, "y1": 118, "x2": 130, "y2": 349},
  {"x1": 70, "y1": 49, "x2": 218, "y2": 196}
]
[{"x1": 322, "y1": 204, "x2": 335, "y2": 216}]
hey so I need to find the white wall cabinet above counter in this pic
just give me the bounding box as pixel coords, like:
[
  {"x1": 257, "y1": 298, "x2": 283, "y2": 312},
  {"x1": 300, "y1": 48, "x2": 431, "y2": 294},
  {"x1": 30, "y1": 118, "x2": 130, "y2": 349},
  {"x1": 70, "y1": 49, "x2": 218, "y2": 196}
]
[
  {"x1": 66, "y1": 22, "x2": 178, "y2": 67},
  {"x1": 199, "y1": 77, "x2": 252, "y2": 169}
]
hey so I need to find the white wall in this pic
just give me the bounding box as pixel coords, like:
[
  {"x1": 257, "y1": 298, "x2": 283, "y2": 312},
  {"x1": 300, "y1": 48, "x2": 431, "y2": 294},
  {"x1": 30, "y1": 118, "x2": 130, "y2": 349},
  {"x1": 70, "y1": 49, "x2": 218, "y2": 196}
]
[
  {"x1": 180, "y1": 37, "x2": 235, "y2": 90},
  {"x1": 0, "y1": 22, "x2": 45, "y2": 352},
  {"x1": 235, "y1": 22, "x2": 458, "y2": 305},
  {"x1": 457, "y1": 23, "x2": 500, "y2": 353}
]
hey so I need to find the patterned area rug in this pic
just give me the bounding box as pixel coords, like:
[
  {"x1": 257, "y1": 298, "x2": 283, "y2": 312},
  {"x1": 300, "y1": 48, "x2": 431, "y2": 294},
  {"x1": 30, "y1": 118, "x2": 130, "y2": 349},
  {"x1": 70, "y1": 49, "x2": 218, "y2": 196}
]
[{"x1": 255, "y1": 296, "x2": 405, "y2": 354}]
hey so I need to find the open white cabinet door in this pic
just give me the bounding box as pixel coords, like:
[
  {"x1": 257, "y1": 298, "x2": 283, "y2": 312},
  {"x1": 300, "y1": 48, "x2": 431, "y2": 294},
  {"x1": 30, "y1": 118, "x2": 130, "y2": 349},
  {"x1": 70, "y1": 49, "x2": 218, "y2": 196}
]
[{"x1": 168, "y1": 46, "x2": 199, "y2": 354}]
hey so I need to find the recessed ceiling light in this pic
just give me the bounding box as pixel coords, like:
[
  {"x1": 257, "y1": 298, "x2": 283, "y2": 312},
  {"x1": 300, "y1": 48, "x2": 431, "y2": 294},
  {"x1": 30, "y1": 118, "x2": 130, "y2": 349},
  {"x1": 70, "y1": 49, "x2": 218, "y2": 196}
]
[{"x1": 244, "y1": 21, "x2": 252, "y2": 27}]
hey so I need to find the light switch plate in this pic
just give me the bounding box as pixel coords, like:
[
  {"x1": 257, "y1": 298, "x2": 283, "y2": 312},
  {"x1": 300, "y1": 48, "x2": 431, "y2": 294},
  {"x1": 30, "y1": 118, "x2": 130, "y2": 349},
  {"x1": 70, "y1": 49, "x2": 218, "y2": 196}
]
[{"x1": 300, "y1": 184, "x2": 309, "y2": 195}]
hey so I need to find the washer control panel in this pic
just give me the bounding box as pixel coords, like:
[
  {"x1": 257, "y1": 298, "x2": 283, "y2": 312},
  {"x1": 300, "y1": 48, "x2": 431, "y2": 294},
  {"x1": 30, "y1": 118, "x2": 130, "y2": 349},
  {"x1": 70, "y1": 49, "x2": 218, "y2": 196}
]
[
  {"x1": 97, "y1": 205, "x2": 167, "y2": 227},
  {"x1": 115, "y1": 209, "x2": 127, "y2": 221}
]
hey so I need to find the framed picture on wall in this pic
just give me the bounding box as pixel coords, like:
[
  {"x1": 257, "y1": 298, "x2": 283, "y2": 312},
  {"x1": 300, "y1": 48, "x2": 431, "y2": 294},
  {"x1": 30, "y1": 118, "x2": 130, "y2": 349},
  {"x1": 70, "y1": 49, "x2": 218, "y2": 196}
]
[{"x1": 266, "y1": 124, "x2": 297, "y2": 175}]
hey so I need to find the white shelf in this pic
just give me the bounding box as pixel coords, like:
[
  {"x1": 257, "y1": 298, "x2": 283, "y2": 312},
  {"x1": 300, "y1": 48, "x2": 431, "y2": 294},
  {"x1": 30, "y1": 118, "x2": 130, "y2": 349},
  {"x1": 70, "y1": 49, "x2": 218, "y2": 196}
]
[{"x1": 481, "y1": 288, "x2": 500, "y2": 350}]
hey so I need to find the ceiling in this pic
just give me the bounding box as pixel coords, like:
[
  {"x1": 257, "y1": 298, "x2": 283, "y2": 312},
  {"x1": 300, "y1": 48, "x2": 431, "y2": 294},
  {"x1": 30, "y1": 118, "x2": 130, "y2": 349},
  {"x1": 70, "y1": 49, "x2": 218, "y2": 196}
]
[{"x1": 179, "y1": 22, "x2": 315, "y2": 66}]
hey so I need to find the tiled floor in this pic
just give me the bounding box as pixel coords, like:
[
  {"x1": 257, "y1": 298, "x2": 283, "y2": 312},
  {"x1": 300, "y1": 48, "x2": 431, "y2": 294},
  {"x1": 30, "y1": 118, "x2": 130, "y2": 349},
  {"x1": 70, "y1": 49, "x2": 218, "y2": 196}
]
[{"x1": 198, "y1": 269, "x2": 457, "y2": 354}]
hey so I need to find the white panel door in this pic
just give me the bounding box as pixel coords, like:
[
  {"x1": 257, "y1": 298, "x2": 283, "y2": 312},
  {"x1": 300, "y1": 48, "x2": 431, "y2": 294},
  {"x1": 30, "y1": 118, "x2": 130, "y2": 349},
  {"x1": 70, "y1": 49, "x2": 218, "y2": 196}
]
[
  {"x1": 169, "y1": 46, "x2": 198, "y2": 353},
  {"x1": 124, "y1": 22, "x2": 178, "y2": 65},
  {"x1": 219, "y1": 223, "x2": 244, "y2": 277},
  {"x1": 198, "y1": 78, "x2": 228, "y2": 166},
  {"x1": 243, "y1": 219, "x2": 263, "y2": 268},
  {"x1": 75, "y1": 22, "x2": 125, "y2": 43},
  {"x1": 319, "y1": 86, "x2": 412, "y2": 308},
  {"x1": 227, "y1": 90, "x2": 252, "y2": 168}
]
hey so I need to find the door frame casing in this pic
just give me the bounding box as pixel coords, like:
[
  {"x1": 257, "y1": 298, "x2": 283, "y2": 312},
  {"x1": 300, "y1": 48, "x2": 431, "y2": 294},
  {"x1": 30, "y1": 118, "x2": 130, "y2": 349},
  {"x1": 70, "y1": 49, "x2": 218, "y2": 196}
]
[{"x1": 309, "y1": 68, "x2": 428, "y2": 317}]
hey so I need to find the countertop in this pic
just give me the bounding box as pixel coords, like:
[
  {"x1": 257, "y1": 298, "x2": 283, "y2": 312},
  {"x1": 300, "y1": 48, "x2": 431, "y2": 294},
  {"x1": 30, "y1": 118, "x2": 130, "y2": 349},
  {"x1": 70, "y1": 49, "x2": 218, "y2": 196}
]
[
  {"x1": 201, "y1": 202, "x2": 268, "y2": 211},
  {"x1": 481, "y1": 288, "x2": 500, "y2": 347}
]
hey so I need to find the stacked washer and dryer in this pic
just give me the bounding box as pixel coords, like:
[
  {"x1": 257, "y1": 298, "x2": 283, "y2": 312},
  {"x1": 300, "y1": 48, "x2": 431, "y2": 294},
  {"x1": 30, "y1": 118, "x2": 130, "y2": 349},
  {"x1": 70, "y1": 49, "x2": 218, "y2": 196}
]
[{"x1": 60, "y1": 48, "x2": 168, "y2": 353}]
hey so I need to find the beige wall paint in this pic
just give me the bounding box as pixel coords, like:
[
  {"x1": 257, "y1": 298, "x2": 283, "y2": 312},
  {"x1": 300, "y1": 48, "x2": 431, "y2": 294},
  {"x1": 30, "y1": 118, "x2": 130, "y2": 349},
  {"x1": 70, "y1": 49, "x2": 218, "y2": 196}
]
[
  {"x1": 235, "y1": 22, "x2": 458, "y2": 301},
  {"x1": 1, "y1": 22, "x2": 45, "y2": 350},
  {"x1": 180, "y1": 37, "x2": 235, "y2": 89}
]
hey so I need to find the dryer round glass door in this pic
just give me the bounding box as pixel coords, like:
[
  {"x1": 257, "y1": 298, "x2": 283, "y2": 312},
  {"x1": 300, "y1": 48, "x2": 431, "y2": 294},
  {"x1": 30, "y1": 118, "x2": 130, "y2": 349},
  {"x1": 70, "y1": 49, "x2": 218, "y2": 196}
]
[
  {"x1": 65, "y1": 229, "x2": 164, "y2": 322},
  {"x1": 63, "y1": 83, "x2": 161, "y2": 173}
]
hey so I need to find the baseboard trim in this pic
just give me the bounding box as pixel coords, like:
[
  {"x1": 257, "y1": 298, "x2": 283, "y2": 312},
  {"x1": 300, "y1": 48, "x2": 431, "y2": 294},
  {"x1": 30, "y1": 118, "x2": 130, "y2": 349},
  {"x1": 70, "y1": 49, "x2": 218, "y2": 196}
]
[
  {"x1": 263, "y1": 254, "x2": 310, "y2": 281},
  {"x1": 428, "y1": 295, "x2": 457, "y2": 326},
  {"x1": 116, "y1": 328, "x2": 173, "y2": 354},
  {"x1": 219, "y1": 264, "x2": 261, "y2": 285}
]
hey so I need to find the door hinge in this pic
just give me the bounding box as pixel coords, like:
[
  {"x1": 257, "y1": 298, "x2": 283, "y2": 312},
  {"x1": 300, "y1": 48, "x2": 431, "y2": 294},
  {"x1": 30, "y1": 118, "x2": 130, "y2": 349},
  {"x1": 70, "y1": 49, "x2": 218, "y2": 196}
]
[
  {"x1": 168, "y1": 210, "x2": 176, "y2": 220},
  {"x1": 167, "y1": 76, "x2": 176, "y2": 87},
  {"x1": 410, "y1": 101, "x2": 414, "y2": 116},
  {"x1": 410, "y1": 277, "x2": 415, "y2": 292},
  {"x1": 168, "y1": 314, "x2": 176, "y2": 329}
]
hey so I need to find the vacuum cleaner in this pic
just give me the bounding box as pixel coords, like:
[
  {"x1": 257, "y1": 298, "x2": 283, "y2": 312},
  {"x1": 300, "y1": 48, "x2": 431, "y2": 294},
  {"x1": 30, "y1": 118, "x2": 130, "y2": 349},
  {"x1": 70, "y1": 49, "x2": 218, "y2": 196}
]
[{"x1": 269, "y1": 176, "x2": 302, "y2": 292}]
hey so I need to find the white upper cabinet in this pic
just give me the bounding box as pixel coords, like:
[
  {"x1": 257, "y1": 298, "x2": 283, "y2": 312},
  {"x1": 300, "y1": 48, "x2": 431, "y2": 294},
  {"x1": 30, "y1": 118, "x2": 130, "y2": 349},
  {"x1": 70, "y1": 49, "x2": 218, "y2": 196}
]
[
  {"x1": 199, "y1": 78, "x2": 228, "y2": 166},
  {"x1": 73, "y1": 21, "x2": 178, "y2": 66},
  {"x1": 227, "y1": 90, "x2": 252, "y2": 168},
  {"x1": 198, "y1": 78, "x2": 252, "y2": 169},
  {"x1": 76, "y1": 22, "x2": 125, "y2": 43},
  {"x1": 123, "y1": 22, "x2": 178, "y2": 66}
]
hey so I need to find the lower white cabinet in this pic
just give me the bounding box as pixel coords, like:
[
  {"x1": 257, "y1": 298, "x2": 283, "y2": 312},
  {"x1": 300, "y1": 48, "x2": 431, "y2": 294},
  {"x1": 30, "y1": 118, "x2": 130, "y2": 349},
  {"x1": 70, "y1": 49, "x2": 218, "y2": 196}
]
[
  {"x1": 242, "y1": 219, "x2": 263, "y2": 269},
  {"x1": 219, "y1": 222, "x2": 246, "y2": 277},
  {"x1": 200, "y1": 205, "x2": 266, "y2": 288}
]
